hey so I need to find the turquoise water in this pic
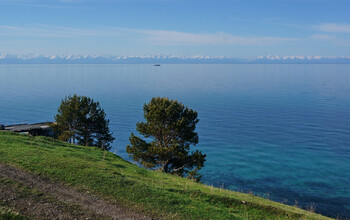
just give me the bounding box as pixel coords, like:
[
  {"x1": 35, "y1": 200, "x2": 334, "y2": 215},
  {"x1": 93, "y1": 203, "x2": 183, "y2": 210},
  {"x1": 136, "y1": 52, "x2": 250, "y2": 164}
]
[{"x1": 0, "y1": 64, "x2": 349, "y2": 217}]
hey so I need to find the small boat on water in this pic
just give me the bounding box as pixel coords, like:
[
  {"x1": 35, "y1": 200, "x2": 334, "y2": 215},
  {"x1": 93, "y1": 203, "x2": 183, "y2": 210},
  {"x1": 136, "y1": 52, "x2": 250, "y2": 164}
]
[{"x1": 154, "y1": 64, "x2": 161, "y2": 66}]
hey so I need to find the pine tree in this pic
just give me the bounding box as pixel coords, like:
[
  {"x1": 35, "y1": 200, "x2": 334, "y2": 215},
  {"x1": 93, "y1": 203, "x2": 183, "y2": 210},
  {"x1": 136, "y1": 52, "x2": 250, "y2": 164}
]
[
  {"x1": 127, "y1": 97, "x2": 206, "y2": 181},
  {"x1": 53, "y1": 95, "x2": 115, "y2": 150}
]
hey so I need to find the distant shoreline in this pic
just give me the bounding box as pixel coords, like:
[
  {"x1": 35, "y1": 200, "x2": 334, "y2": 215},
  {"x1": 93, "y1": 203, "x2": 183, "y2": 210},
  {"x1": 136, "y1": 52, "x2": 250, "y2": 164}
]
[{"x1": 1, "y1": 63, "x2": 350, "y2": 65}]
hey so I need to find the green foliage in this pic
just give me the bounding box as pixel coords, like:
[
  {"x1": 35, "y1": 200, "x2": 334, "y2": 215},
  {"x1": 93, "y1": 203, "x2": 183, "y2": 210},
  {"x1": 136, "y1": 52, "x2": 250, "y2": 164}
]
[
  {"x1": 0, "y1": 131, "x2": 332, "y2": 220},
  {"x1": 53, "y1": 94, "x2": 114, "y2": 150},
  {"x1": 0, "y1": 213, "x2": 27, "y2": 220},
  {"x1": 127, "y1": 97, "x2": 206, "y2": 181},
  {"x1": 0, "y1": 207, "x2": 27, "y2": 220}
]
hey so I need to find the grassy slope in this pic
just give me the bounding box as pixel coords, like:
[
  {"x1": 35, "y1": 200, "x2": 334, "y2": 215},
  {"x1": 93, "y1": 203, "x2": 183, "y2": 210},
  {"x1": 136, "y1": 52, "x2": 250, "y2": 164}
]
[{"x1": 0, "y1": 131, "x2": 332, "y2": 220}]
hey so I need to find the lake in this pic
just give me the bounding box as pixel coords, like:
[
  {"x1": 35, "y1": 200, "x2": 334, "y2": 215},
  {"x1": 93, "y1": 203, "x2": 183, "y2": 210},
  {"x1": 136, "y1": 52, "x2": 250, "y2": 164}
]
[{"x1": 0, "y1": 64, "x2": 349, "y2": 218}]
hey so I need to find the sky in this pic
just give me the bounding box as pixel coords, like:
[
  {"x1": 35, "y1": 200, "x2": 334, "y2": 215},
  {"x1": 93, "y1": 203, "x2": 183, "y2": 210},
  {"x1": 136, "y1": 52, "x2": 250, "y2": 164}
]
[{"x1": 0, "y1": 0, "x2": 349, "y2": 57}]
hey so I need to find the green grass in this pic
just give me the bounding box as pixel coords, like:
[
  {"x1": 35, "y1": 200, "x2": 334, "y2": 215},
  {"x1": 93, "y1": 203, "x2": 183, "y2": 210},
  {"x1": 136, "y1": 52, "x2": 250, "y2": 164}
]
[
  {"x1": 0, "y1": 207, "x2": 27, "y2": 220},
  {"x1": 0, "y1": 212, "x2": 27, "y2": 220},
  {"x1": 0, "y1": 131, "x2": 333, "y2": 220}
]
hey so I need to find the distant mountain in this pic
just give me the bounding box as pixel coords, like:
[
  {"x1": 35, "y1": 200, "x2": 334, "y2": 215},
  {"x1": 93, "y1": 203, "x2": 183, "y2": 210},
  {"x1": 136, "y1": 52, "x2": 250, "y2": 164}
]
[
  {"x1": 252, "y1": 55, "x2": 350, "y2": 64},
  {"x1": 0, "y1": 53, "x2": 350, "y2": 64}
]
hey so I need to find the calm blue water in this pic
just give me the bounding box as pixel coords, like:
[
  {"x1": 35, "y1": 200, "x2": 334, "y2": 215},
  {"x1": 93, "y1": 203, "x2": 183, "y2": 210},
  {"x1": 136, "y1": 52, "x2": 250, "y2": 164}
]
[{"x1": 0, "y1": 64, "x2": 349, "y2": 217}]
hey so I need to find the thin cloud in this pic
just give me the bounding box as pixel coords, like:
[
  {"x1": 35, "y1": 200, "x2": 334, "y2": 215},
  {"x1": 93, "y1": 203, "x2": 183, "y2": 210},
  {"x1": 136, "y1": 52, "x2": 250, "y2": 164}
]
[
  {"x1": 314, "y1": 23, "x2": 350, "y2": 33},
  {"x1": 0, "y1": 0, "x2": 91, "y2": 9},
  {"x1": 310, "y1": 34, "x2": 350, "y2": 46},
  {"x1": 0, "y1": 25, "x2": 297, "y2": 46},
  {"x1": 0, "y1": 25, "x2": 18, "y2": 30},
  {"x1": 139, "y1": 30, "x2": 295, "y2": 46},
  {"x1": 0, "y1": 25, "x2": 123, "y2": 38},
  {"x1": 310, "y1": 34, "x2": 335, "y2": 40},
  {"x1": 311, "y1": 23, "x2": 350, "y2": 46},
  {"x1": 230, "y1": 17, "x2": 305, "y2": 29}
]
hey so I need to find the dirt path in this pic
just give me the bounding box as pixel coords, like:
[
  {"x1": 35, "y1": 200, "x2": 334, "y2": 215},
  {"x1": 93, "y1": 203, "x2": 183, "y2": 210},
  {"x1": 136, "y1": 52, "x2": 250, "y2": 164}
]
[
  {"x1": 0, "y1": 176, "x2": 107, "y2": 219},
  {"x1": 0, "y1": 163, "x2": 151, "y2": 220}
]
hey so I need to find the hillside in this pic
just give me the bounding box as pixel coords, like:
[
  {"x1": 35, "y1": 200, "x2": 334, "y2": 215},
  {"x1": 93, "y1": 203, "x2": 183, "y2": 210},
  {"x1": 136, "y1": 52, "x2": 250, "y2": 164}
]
[{"x1": 0, "y1": 131, "x2": 333, "y2": 219}]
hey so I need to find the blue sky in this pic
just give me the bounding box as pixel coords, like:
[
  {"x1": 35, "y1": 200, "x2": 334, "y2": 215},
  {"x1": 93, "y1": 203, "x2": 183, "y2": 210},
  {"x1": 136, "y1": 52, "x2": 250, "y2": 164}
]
[{"x1": 0, "y1": 0, "x2": 349, "y2": 57}]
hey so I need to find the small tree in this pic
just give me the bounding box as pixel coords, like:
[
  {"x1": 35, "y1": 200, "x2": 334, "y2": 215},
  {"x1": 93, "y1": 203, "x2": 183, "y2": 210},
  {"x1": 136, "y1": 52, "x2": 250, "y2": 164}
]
[
  {"x1": 53, "y1": 95, "x2": 115, "y2": 150},
  {"x1": 127, "y1": 97, "x2": 206, "y2": 181}
]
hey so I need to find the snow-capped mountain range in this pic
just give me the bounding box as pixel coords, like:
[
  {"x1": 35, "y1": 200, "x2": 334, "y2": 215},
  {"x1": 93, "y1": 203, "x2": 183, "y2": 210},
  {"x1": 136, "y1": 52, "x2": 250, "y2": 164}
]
[{"x1": 0, "y1": 53, "x2": 350, "y2": 64}]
